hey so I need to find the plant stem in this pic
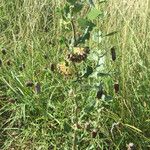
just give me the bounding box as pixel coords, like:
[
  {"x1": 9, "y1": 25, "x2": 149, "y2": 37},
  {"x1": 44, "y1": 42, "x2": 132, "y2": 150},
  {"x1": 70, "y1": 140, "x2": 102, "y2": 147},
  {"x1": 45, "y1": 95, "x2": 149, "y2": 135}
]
[
  {"x1": 71, "y1": 19, "x2": 77, "y2": 46},
  {"x1": 70, "y1": 15, "x2": 79, "y2": 150},
  {"x1": 72, "y1": 98, "x2": 78, "y2": 150}
]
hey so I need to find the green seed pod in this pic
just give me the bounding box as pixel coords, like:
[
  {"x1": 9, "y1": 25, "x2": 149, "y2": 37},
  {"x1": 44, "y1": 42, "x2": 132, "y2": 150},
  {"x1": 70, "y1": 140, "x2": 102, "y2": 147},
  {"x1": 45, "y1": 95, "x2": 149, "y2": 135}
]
[
  {"x1": 6, "y1": 60, "x2": 11, "y2": 66},
  {"x1": 43, "y1": 54, "x2": 48, "y2": 59},
  {"x1": 84, "y1": 46, "x2": 90, "y2": 54},
  {"x1": 50, "y1": 63, "x2": 56, "y2": 72},
  {"x1": 2, "y1": 48, "x2": 7, "y2": 55},
  {"x1": 96, "y1": 90, "x2": 103, "y2": 99},
  {"x1": 0, "y1": 59, "x2": 2, "y2": 67},
  {"x1": 111, "y1": 47, "x2": 116, "y2": 61},
  {"x1": 114, "y1": 83, "x2": 119, "y2": 93}
]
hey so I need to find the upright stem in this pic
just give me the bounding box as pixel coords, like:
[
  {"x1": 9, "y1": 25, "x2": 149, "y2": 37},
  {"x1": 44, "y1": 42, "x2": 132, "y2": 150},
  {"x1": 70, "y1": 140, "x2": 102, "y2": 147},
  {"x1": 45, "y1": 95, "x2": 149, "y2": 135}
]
[
  {"x1": 72, "y1": 130, "x2": 77, "y2": 150},
  {"x1": 70, "y1": 14, "x2": 79, "y2": 150},
  {"x1": 72, "y1": 101, "x2": 78, "y2": 150},
  {"x1": 71, "y1": 19, "x2": 77, "y2": 46}
]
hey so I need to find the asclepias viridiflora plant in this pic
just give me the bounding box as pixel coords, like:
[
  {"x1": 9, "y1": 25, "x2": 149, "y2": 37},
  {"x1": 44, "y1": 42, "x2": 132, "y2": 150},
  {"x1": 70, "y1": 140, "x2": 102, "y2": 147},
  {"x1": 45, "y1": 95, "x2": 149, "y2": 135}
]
[{"x1": 55, "y1": 0, "x2": 117, "y2": 149}]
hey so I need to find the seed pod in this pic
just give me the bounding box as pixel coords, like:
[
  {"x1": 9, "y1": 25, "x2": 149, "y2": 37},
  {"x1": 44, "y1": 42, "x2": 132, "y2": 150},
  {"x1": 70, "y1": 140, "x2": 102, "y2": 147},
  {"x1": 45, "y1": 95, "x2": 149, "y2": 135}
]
[
  {"x1": 127, "y1": 143, "x2": 136, "y2": 150},
  {"x1": 19, "y1": 66, "x2": 23, "y2": 71},
  {"x1": 6, "y1": 60, "x2": 11, "y2": 66},
  {"x1": 114, "y1": 83, "x2": 119, "y2": 93},
  {"x1": 96, "y1": 90, "x2": 103, "y2": 99},
  {"x1": 91, "y1": 129, "x2": 98, "y2": 138},
  {"x1": 35, "y1": 82, "x2": 41, "y2": 94},
  {"x1": 84, "y1": 46, "x2": 90, "y2": 54},
  {"x1": 50, "y1": 63, "x2": 56, "y2": 72},
  {"x1": 111, "y1": 47, "x2": 116, "y2": 61},
  {"x1": 0, "y1": 59, "x2": 2, "y2": 67},
  {"x1": 43, "y1": 54, "x2": 48, "y2": 59},
  {"x1": 2, "y1": 48, "x2": 7, "y2": 55},
  {"x1": 25, "y1": 81, "x2": 34, "y2": 87}
]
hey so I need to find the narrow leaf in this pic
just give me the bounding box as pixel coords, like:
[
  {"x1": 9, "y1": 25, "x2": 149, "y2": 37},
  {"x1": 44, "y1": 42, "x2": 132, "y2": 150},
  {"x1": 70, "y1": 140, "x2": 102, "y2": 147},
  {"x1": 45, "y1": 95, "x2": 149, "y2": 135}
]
[
  {"x1": 104, "y1": 31, "x2": 118, "y2": 37},
  {"x1": 124, "y1": 124, "x2": 142, "y2": 133}
]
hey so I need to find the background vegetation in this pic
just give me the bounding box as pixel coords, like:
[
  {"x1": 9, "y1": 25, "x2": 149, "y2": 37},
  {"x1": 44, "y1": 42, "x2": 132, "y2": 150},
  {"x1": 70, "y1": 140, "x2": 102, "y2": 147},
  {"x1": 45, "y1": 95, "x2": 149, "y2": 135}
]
[{"x1": 0, "y1": 0, "x2": 150, "y2": 149}]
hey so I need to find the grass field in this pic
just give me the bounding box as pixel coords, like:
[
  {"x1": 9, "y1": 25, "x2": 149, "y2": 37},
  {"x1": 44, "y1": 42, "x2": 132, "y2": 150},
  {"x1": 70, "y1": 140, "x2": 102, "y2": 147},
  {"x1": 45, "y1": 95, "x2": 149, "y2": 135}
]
[{"x1": 0, "y1": 0, "x2": 150, "y2": 149}]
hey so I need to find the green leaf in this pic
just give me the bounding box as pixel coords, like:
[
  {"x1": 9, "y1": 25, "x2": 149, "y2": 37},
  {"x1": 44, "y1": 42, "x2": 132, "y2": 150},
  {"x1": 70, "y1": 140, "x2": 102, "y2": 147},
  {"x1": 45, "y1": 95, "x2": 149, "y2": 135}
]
[
  {"x1": 82, "y1": 66, "x2": 93, "y2": 78},
  {"x1": 88, "y1": 0, "x2": 95, "y2": 7},
  {"x1": 98, "y1": 0, "x2": 107, "y2": 4},
  {"x1": 66, "y1": 0, "x2": 76, "y2": 4},
  {"x1": 124, "y1": 124, "x2": 143, "y2": 133},
  {"x1": 76, "y1": 27, "x2": 90, "y2": 44},
  {"x1": 92, "y1": 31, "x2": 102, "y2": 43},
  {"x1": 76, "y1": 23, "x2": 95, "y2": 44},
  {"x1": 146, "y1": 119, "x2": 150, "y2": 122},
  {"x1": 87, "y1": 8, "x2": 102, "y2": 20},
  {"x1": 105, "y1": 95, "x2": 113, "y2": 101},
  {"x1": 59, "y1": 36, "x2": 67, "y2": 44},
  {"x1": 78, "y1": 18, "x2": 95, "y2": 29},
  {"x1": 84, "y1": 101, "x2": 96, "y2": 113},
  {"x1": 97, "y1": 72, "x2": 110, "y2": 77},
  {"x1": 88, "y1": 53, "x2": 99, "y2": 61},
  {"x1": 61, "y1": 4, "x2": 70, "y2": 20},
  {"x1": 78, "y1": 18, "x2": 89, "y2": 28},
  {"x1": 72, "y1": 2, "x2": 83, "y2": 13},
  {"x1": 63, "y1": 121, "x2": 72, "y2": 133}
]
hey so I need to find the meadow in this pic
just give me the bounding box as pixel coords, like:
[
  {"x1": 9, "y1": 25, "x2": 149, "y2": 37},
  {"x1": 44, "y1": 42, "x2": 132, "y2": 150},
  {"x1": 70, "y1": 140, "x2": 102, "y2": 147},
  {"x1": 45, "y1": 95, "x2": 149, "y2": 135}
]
[{"x1": 0, "y1": 0, "x2": 150, "y2": 149}]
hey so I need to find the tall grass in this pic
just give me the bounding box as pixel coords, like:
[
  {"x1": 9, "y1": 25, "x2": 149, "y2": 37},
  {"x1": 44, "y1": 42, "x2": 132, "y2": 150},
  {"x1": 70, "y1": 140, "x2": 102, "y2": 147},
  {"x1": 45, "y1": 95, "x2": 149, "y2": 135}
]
[
  {"x1": 0, "y1": 0, "x2": 150, "y2": 149},
  {"x1": 103, "y1": 0, "x2": 150, "y2": 149}
]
